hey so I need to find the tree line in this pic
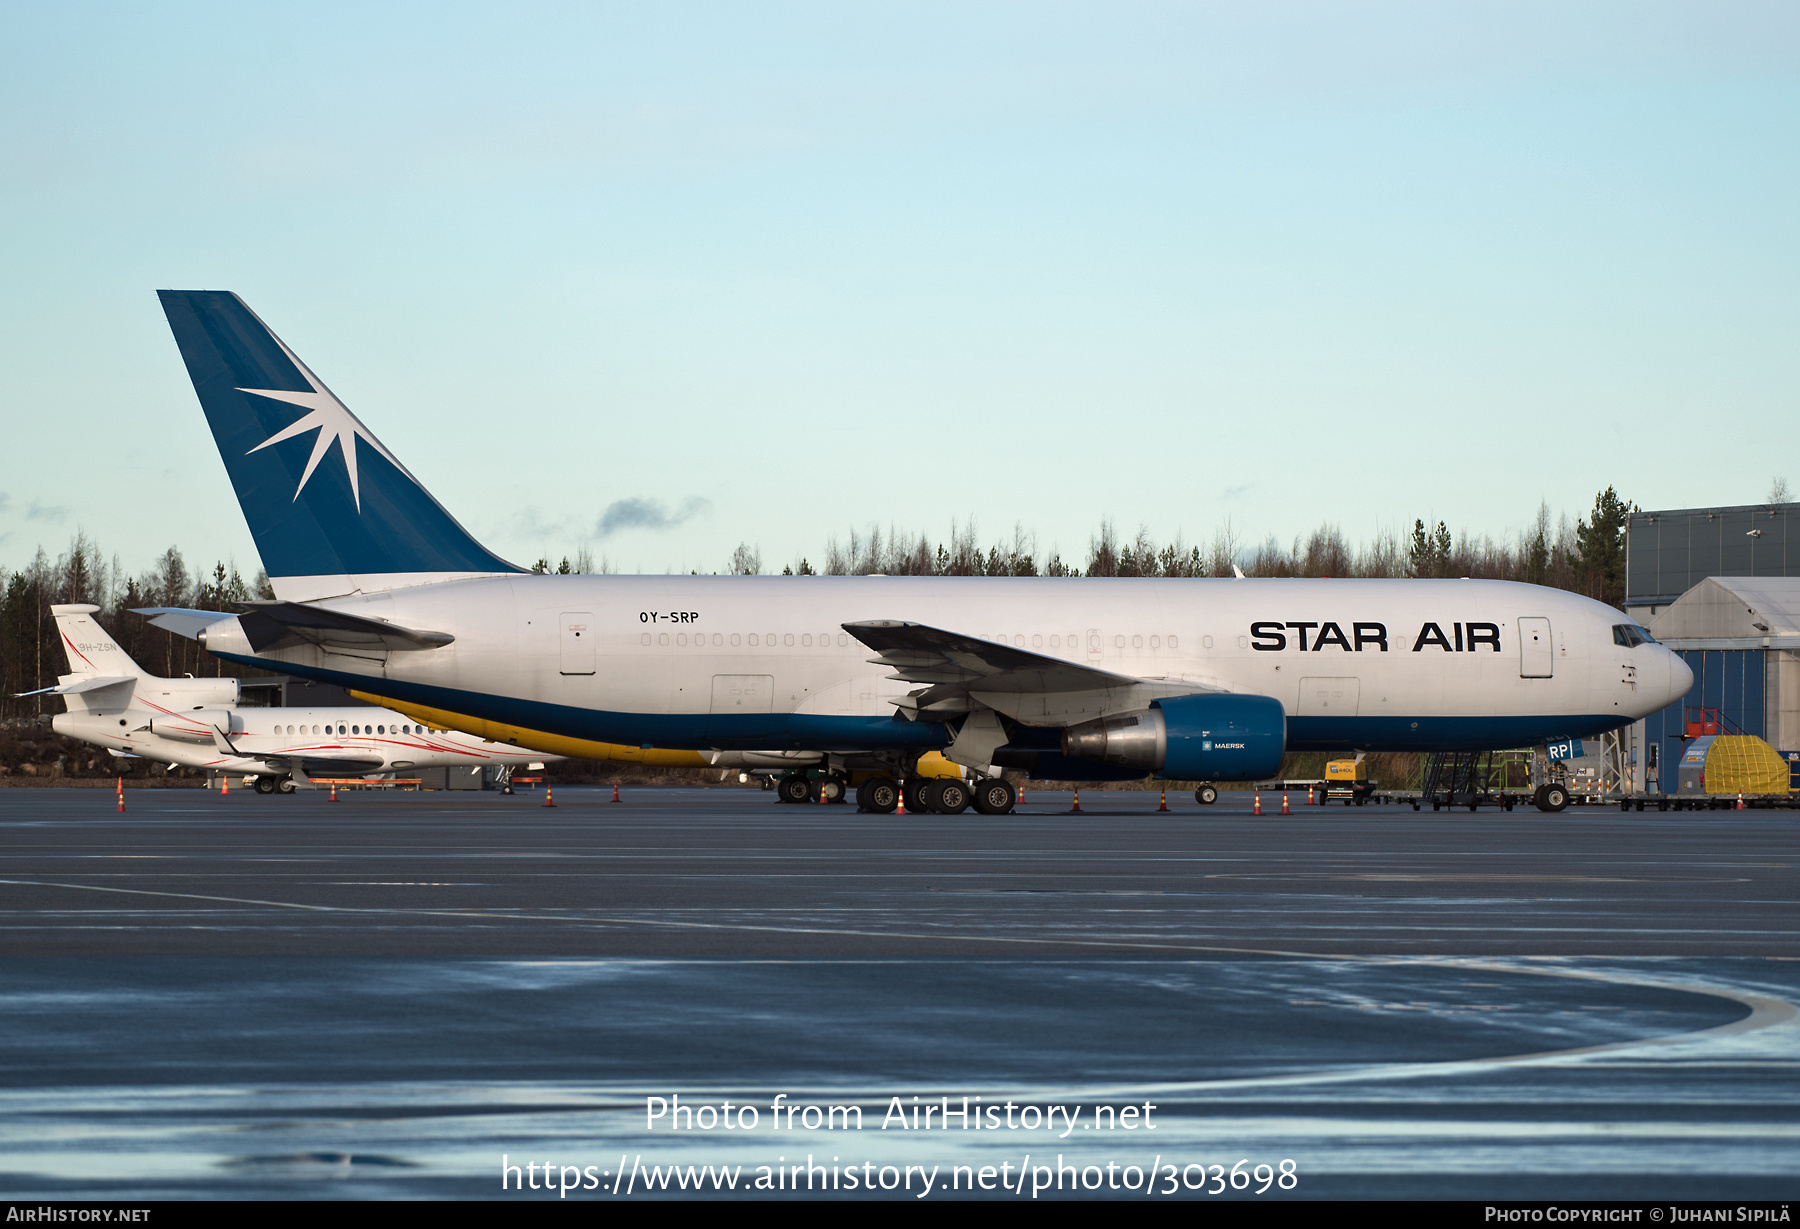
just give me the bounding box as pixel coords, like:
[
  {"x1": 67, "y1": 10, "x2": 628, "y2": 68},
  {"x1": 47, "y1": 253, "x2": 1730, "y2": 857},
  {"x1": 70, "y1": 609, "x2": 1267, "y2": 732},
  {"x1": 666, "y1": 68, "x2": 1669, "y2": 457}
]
[
  {"x1": 725, "y1": 488, "x2": 1634, "y2": 603},
  {"x1": 1, "y1": 533, "x2": 274, "y2": 721}
]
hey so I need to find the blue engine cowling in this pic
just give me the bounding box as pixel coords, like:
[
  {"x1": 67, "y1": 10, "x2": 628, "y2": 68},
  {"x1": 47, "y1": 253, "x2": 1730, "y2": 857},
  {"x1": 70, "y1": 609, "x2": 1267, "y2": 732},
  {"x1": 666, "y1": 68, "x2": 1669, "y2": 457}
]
[{"x1": 1059, "y1": 692, "x2": 1286, "y2": 781}]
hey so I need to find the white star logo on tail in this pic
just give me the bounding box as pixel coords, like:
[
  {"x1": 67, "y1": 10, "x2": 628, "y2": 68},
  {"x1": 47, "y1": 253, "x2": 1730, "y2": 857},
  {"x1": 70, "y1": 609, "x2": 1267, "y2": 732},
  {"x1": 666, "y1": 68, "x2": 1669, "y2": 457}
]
[{"x1": 237, "y1": 333, "x2": 412, "y2": 512}]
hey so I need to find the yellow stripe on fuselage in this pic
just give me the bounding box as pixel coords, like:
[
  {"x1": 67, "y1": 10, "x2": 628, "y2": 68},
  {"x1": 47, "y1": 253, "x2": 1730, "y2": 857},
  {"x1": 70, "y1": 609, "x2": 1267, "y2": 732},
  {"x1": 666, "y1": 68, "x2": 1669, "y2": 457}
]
[{"x1": 348, "y1": 691, "x2": 710, "y2": 767}]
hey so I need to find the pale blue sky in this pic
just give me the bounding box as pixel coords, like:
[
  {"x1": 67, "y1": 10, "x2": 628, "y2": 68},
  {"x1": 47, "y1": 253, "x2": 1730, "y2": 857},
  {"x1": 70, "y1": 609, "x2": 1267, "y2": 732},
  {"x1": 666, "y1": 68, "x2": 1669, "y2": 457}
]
[{"x1": 2, "y1": 2, "x2": 1796, "y2": 577}]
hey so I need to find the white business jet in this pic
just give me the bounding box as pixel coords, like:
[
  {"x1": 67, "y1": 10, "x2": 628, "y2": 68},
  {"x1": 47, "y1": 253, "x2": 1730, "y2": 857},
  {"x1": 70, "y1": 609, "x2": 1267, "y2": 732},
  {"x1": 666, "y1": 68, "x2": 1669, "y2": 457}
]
[{"x1": 37, "y1": 603, "x2": 557, "y2": 793}]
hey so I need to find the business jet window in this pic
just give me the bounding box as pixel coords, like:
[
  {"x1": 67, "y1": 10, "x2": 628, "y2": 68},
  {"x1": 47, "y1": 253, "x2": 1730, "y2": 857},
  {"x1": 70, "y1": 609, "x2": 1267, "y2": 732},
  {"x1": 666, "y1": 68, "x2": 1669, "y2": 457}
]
[
  {"x1": 1613, "y1": 624, "x2": 1656, "y2": 647},
  {"x1": 1033, "y1": 634, "x2": 1043, "y2": 648},
  {"x1": 1132, "y1": 635, "x2": 1143, "y2": 649},
  {"x1": 748, "y1": 634, "x2": 758, "y2": 646},
  {"x1": 837, "y1": 634, "x2": 849, "y2": 646},
  {"x1": 1150, "y1": 636, "x2": 1160, "y2": 649},
  {"x1": 1168, "y1": 635, "x2": 1178, "y2": 648},
  {"x1": 659, "y1": 633, "x2": 669, "y2": 646},
  {"x1": 784, "y1": 634, "x2": 795, "y2": 647},
  {"x1": 338, "y1": 725, "x2": 347, "y2": 735}
]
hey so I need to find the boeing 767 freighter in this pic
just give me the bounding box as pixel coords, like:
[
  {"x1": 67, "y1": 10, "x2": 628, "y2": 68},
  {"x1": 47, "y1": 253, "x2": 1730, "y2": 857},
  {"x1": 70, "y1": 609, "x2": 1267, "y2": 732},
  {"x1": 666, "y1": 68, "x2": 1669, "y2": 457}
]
[{"x1": 138, "y1": 291, "x2": 1691, "y2": 814}]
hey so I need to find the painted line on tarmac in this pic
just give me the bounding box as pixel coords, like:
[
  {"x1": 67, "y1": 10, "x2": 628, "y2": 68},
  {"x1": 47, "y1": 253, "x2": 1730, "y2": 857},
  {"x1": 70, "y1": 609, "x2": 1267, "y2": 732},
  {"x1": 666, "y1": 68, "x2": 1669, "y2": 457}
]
[{"x1": 3, "y1": 877, "x2": 1793, "y2": 1107}]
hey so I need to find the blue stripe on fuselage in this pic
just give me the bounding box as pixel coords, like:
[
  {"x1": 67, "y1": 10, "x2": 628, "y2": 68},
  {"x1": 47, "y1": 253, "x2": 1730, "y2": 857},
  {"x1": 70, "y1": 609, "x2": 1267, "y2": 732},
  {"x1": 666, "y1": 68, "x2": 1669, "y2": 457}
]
[{"x1": 1286, "y1": 713, "x2": 1630, "y2": 752}]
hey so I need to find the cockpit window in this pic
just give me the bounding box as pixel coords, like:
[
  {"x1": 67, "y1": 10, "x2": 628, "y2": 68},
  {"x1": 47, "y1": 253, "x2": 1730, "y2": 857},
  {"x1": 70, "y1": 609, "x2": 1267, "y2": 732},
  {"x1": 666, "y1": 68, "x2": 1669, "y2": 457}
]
[{"x1": 1613, "y1": 624, "x2": 1655, "y2": 647}]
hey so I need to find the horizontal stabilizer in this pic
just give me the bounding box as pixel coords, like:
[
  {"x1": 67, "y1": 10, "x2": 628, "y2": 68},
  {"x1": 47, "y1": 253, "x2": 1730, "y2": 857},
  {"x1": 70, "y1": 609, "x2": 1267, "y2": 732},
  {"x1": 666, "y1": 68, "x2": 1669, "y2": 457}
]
[
  {"x1": 134, "y1": 602, "x2": 453, "y2": 652},
  {"x1": 15, "y1": 676, "x2": 136, "y2": 697},
  {"x1": 236, "y1": 601, "x2": 454, "y2": 652},
  {"x1": 133, "y1": 608, "x2": 233, "y2": 640}
]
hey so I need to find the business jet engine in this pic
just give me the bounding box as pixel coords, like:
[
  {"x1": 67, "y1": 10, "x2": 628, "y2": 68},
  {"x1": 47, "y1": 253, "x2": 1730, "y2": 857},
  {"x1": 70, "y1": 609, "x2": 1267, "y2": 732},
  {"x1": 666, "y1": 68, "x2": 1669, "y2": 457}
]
[{"x1": 1059, "y1": 693, "x2": 1286, "y2": 781}]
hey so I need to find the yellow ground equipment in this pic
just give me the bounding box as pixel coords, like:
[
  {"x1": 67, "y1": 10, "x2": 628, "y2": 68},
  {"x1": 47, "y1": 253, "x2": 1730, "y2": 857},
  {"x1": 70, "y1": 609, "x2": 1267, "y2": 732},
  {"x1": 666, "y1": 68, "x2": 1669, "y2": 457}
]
[{"x1": 1674, "y1": 734, "x2": 1791, "y2": 797}]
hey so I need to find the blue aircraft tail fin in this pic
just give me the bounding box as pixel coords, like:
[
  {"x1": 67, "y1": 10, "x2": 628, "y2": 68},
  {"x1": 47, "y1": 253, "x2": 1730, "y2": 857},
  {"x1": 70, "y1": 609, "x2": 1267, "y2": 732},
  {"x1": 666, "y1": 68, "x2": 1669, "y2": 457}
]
[{"x1": 157, "y1": 290, "x2": 521, "y2": 594}]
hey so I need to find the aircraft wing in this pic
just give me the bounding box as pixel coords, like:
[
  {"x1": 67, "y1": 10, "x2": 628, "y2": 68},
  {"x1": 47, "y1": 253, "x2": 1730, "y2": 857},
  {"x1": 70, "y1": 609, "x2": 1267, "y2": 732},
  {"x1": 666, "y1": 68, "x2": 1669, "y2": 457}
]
[
  {"x1": 136, "y1": 602, "x2": 453, "y2": 653},
  {"x1": 846, "y1": 620, "x2": 1141, "y2": 691},
  {"x1": 208, "y1": 725, "x2": 385, "y2": 775},
  {"x1": 843, "y1": 620, "x2": 1222, "y2": 727}
]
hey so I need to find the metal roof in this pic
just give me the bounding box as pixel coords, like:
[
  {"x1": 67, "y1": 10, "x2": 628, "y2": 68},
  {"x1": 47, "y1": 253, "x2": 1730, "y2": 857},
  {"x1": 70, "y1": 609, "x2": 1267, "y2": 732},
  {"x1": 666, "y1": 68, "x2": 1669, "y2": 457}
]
[{"x1": 1647, "y1": 576, "x2": 1800, "y2": 649}]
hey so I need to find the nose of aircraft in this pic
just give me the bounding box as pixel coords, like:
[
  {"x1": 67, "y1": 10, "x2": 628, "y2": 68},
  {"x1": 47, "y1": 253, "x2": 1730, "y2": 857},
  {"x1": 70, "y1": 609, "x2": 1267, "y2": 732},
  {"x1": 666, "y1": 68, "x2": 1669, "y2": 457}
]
[{"x1": 1663, "y1": 647, "x2": 1694, "y2": 709}]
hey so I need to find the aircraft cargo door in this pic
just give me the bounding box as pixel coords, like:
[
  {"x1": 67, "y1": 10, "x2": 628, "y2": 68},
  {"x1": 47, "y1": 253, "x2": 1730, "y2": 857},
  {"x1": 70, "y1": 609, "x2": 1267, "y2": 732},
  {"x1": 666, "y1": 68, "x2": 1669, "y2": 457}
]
[
  {"x1": 1519, "y1": 618, "x2": 1553, "y2": 678},
  {"x1": 1298, "y1": 677, "x2": 1359, "y2": 741},
  {"x1": 559, "y1": 612, "x2": 595, "y2": 675},
  {"x1": 709, "y1": 674, "x2": 775, "y2": 739}
]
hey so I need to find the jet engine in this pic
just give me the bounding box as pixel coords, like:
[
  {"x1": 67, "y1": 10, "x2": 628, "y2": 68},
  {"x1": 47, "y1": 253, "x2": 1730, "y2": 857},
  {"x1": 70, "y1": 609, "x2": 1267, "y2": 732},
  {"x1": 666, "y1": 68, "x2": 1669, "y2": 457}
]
[
  {"x1": 1060, "y1": 693, "x2": 1285, "y2": 781},
  {"x1": 146, "y1": 710, "x2": 236, "y2": 742}
]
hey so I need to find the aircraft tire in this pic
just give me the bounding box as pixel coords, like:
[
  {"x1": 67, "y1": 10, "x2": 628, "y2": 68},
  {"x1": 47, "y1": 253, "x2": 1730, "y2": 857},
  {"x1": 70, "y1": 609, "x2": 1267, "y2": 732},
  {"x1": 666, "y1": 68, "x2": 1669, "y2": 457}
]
[
  {"x1": 971, "y1": 778, "x2": 1015, "y2": 815},
  {"x1": 1195, "y1": 785, "x2": 1218, "y2": 805},
  {"x1": 858, "y1": 776, "x2": 899, "y2": 814},
  {"x1": 778, "y1": 775, "x2": 813, "y2": 805},
  {"x1": 1539, "y1": 784, "x2": 1570, "y2": 813},
  {"x1": 276, "y1": 776, "x2": 297, "y2": 794},
  {"x1": 254, "y1": 776, "x2": 277, "y2": 795},
  {"x1": 903, "y1": 777, "x2": 932, "y2": 814},
  {"x1": 934, "y1": 780, "x2": 971, "y2": 815}
]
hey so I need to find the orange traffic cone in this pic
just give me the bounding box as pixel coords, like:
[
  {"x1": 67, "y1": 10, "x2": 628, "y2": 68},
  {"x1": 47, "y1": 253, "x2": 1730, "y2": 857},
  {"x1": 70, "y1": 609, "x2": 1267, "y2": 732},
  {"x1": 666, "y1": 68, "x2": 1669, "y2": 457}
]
[
  {"x1": 329, "y1": 782, "x2": 338, "y2": 803},
  {"x1": 1017, "y1": 780, "x2": 1025, "y2": 805},
  {"x1": 818, "y1": 781, "x2": 828, "y2": 804},
  {"x1": 220, "y1": 774, "x2": 230, "y2": 797},
  {"x1": 1069, "y1": 789, "x2": 1083, "y2": 813},
  {"x1": 896, "y1": 784, "x2": 907, "y2": 815},
  {"x1": 611, "y1": 782, "x2": 622, "y2": 804},
  {"x1": 1157, "y1": 787, "x2": 1169, "y2": 812},
  {"x1": 543, "y1": 784, "x2": 556, "y2": 808},
  {"x1": 116, "y1": 775, "x2": 124, "y2": 814},
  {"x1": 1307, "y1": 783, "x2": 1315, "y2": 805},
  {"x1": 1737, "y1": 792, "x2": 1745, "y2": 810},
  {"x1": 1281, "y1": 790, "x2": 1291, "y2": 815},
  {"x1": 1252, "y1": 790, "x2": 1262, "y2": 816}
]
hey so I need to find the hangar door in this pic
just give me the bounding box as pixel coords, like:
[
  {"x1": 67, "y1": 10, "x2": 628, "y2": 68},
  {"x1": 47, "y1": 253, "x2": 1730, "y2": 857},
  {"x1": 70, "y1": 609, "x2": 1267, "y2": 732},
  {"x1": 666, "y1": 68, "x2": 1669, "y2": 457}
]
[
  {"x1": 560, "y1": 612, "x2": 595, "y2": 675},
  {"x1": 1519, "y1": 617, "x2": 1553, "y2": 678}
]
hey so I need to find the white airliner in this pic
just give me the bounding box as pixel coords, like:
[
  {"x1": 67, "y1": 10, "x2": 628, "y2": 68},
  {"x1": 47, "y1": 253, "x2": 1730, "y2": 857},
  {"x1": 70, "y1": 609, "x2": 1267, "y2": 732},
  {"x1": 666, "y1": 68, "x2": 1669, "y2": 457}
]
[
  {"x1": 39, "y1": 603, "x2": 558, "y2": 793},
  {"x1": 141, "y1": 290, "x2": 1692, "y2": 814}
]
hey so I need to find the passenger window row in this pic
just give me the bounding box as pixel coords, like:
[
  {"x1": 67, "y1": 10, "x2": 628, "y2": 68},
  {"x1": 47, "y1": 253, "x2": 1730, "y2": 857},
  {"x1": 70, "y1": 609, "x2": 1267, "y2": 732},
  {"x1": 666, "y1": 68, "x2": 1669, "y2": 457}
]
[
  {"x1": 263, "y1": 724, "x2": 419, "y2": 736},
  {"x1": 984, "y1": 633, "x2": 1181, "y2": 651},
  {"x1": 639, "y1": 632, "x2": 854, "y2": 648}
]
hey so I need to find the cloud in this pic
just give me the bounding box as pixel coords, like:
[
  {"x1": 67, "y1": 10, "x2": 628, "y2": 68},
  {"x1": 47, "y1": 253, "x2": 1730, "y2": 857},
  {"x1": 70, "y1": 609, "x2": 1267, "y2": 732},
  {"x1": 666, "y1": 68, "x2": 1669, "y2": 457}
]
[
  {"x1": 25, "y1": 501, "x2": 67, "y2": 523},
  {"x1": 596, "y1": 496, "x2": 711, "y2": 538},
  {"x1": 1221, "y1": 484, "x2": 1252, "y2": 501}
]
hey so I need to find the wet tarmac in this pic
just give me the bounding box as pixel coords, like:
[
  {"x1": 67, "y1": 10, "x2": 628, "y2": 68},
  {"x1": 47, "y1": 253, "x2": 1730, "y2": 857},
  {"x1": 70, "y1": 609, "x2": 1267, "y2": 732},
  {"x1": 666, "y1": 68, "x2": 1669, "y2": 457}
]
[{"x1": 0, "y1": 786, "x2": 1795, "y2": 1199}]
